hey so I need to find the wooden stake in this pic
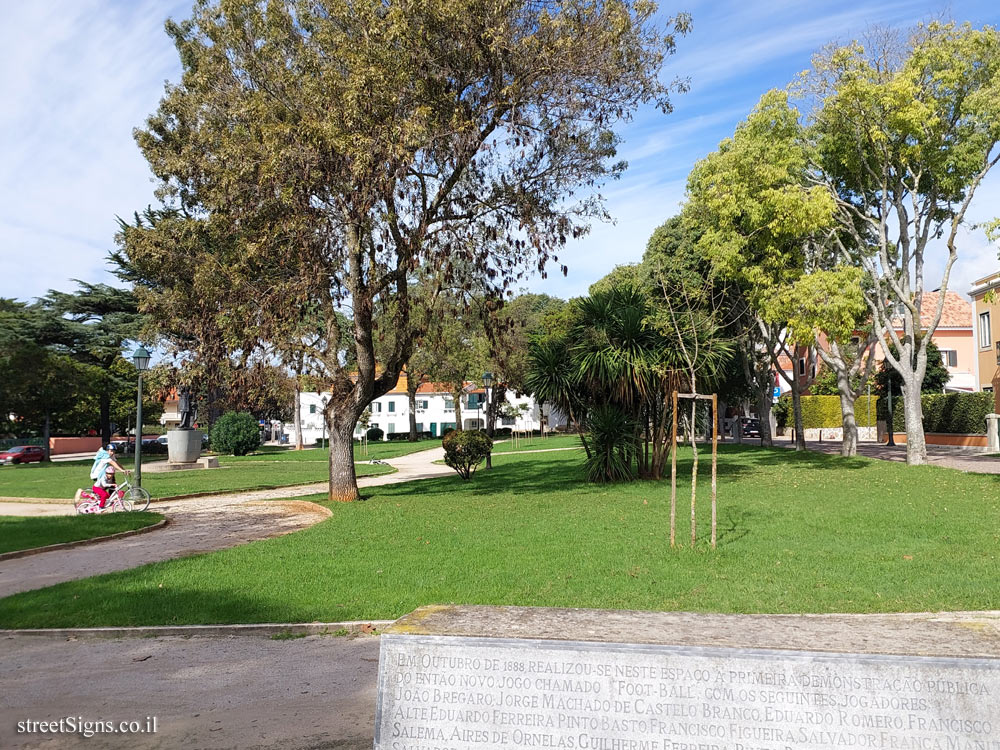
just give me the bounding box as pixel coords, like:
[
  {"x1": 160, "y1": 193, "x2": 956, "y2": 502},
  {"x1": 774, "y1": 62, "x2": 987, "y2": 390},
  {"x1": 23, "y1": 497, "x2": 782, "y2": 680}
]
[
  {"x1": 711, "y1": 393, "x2": 718, "y2": 550},
  {"x1": 690, "y1": 398, "x2": 697, "y2": 549},
  {"x1": 670, "y1": 390, "x2": 678, "y2": 548}
]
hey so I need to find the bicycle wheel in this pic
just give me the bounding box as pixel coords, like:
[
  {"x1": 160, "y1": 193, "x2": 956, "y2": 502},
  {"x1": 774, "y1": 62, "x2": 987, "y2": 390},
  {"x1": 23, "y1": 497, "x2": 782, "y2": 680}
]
[
  {"x1": 125, "y1": 485, "x2": 151, "y2": 512},
  {"x1": 118, "y1": 497, "x2": 134, "y2": 512},
  {"x1": 75, "y1": 499, "x2": 99, "y2": 515}
]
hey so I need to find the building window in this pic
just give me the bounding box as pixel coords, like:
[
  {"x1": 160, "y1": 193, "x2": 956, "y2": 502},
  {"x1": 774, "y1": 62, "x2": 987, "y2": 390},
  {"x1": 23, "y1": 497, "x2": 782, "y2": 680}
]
[
  {"x1": 940, "y1": 349, "x2": 957, "y2": 368},
  {"x1": 309, "y1": 405, "x2": 316, "y2": 414},
  {"x1": 388, "y1": 423, "x2": 395, "y2": 434},
  {"x1": 417, "y1": 400, "x2": 428, "y2": 409},
  {"x1": 388, "y1": 401, "x2": 395, "y2": 413},
  {"x1": 798, "y1": 358, "x2": 806, "y2": 376},
  {"x1": 980, "y1": 312, "x2": 991, "y2": 349},
  {"x1": 373, "y1": 402, "x2": 381, "y2": 413},
  {"x1": 501, "y1": 416, "x2": 515, "y2": 426},
  {"x1": 443, "y1": 398, "x2": 454, "y2": 411}
]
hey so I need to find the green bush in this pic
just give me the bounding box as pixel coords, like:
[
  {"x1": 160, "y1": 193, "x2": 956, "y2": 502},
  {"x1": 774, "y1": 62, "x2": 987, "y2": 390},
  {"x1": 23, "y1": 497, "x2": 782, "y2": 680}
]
[
  {"x1": 585, "y1": 404, "x2": 636, "y2": 483},
  {"x1": 773, "y1": 395, "x2": 791, "y2": 429},
  {"x1": 442, "y1": 430, "x2": 493, "y2": 480},
  {"x1": 210, "y1": 412, "x2": 261, "y2": 456},
  {"x1": 788, "y1": 395, "x2": 879, "y2": 429},
  {"x1": 890, "y1": 392, "x2": 993, "y2": 434},
  {"x1": 365, "y1": 426, "x2": 384, "y2": 441}
]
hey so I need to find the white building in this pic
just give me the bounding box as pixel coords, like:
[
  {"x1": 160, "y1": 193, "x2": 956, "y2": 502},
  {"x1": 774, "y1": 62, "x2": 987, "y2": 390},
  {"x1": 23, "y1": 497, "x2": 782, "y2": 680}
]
[{"x1": 296, "y1": 373, "x2": 564, "y2": 444}]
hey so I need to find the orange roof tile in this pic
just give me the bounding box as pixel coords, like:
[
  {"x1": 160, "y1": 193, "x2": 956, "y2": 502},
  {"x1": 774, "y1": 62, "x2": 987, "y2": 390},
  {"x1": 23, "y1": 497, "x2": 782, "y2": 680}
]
[
  {"x1": 906, "y1": 291, "x2": 972, "y2": 329},
  {"x1": 890, "y1": 290, "x2": 971, "y2": 330}
]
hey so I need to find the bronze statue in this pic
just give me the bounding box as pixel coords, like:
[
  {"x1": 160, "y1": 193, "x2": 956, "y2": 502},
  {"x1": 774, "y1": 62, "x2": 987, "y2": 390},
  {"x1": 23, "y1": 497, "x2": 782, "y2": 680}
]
[{"x1": 178, "y1": 386, "x2": 198, "y2": 430}]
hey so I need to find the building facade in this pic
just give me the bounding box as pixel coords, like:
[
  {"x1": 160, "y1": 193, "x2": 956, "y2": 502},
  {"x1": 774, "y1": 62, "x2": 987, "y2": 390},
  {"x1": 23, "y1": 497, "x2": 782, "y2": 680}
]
[
  {"x1": 971, "y1": 270, "x2": 1000, "y2": 411},
  {"x1": 296, "y1": 373, "x2": 562, "y2": 445}
]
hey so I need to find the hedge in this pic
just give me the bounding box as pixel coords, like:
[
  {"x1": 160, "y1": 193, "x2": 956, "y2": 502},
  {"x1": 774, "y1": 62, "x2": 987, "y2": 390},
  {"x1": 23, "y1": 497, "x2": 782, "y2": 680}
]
[
  {"x1": 889, "y1": 392, "x2": 993, "y2": 434},
  {"x1": 786, "y1": 395, "x2": 879, "y2": 429}
]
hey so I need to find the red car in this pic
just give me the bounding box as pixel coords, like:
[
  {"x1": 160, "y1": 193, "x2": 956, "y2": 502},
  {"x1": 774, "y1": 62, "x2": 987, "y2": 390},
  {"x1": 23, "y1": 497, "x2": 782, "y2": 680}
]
[{"x1": 0, "y1": 445, "x2": 45, "y2": 465}]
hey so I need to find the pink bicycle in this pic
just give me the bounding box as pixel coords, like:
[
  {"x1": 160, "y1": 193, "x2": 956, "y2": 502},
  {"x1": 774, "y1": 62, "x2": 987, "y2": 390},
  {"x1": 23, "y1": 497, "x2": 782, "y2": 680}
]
[{"x1": 74, "y1": 477, "x2": 151, "y2": 514}]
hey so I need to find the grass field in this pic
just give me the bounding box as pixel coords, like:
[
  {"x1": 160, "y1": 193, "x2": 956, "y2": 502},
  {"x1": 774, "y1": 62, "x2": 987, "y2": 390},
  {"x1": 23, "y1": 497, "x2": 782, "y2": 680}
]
[
  {"x1": 491, "y1": 434, "x2": 583, "y2": 453},
  {"x1": 0, "y1": 452, "x2": 397, "y2": 500},
  {"x1": 0, "y1": 512, "x2": 163, "y2": 555},
  {"x1": 223, "y1": 439, "x2": 441, "y2": 463},
  {"x1": 1, "y1": 445, "x2": 997, "y2": 628}
]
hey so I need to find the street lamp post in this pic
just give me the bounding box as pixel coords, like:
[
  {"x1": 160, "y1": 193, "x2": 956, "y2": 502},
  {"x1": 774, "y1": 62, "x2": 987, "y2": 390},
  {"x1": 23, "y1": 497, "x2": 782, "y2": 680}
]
[
  {"x1": 131, "y1": 346, "x2": 151, "y2": 489},
  {"x1": 482, "y1": 371, "x2": 493, "y2": 469}
]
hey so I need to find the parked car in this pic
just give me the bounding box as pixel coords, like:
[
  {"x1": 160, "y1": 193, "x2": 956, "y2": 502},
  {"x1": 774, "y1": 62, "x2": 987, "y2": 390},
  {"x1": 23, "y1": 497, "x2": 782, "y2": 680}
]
[
  {"x1": 0, "y1": 445, "x2": 45, "y2": 465},
  {"x1": 740, "y1": 417, "x2": 762, "y2": 439},
  {"x1": 155, "y1": 435, "x2": 169, "y2": 446}
]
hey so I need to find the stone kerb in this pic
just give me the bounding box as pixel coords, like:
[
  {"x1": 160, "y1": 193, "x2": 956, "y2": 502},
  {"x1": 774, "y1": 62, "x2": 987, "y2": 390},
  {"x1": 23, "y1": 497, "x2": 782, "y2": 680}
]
[{"x1": 374, "y1": 605, "x2": 1000, "y2": 750}]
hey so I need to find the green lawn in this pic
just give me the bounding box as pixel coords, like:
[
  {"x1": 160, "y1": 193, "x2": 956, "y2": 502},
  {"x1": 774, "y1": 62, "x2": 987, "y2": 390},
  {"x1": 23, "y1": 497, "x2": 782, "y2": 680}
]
[
  {"x1": 223, "y1": 439, "x2": 441, "y2": 463},
  {"x1": 1, "y1": 445, "x2": 997, "y2": 628},
  {"x1": 0, "y1": 513, "x2": 163, "y2": 555},
  {"x1": 492, "y1": 433, "x2": 583, "y2": 453},
  {"x1": 0, "y1": 453, "x2": 395, "y2": 500}
]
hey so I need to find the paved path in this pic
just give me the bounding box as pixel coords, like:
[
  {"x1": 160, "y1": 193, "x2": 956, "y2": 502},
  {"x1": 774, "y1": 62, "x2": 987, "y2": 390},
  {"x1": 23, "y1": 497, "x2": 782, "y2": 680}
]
[
  {"x1": 772, "y1": 436, "x2": 1000, "y2": 473},
  {"x1": 1, "y1": 633, "x2": 380, "y2": 749},
  {"x1": 0, "y1": 447, "x2": 451, "y2": 599}
]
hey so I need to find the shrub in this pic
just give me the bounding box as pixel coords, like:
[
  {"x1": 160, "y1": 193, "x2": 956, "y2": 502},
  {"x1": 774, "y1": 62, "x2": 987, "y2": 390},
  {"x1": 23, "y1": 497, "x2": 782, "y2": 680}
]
[
  {"x1": 442, "y1": 430, "x2": 493, "y2": 480},
  {"x1": 890, "y1": 392, "x2": 993, "y2": 434},
  {"x1": 797, "y1": 395, "x2": 879, "y2": 429},
  {"x1": 585, "y1": 404, "x2": 636, "y2": 483},
  {"x1": 442, "y1": 427, "x2": 455, "y2": 437},
  {"x1": 210, "y1": 412, "x2": 261, "y2": 456},
  {"x1": 773, "y1": 395, "x2": 791, "y2": 430},
  {"x1": 365, "y1": 426, "x2": 384, "y2": 441}
]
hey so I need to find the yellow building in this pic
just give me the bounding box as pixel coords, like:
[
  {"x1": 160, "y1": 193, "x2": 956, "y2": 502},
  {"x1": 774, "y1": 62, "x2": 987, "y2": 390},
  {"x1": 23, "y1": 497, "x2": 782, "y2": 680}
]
[{"x1": 971, "y1": 270, "x2": 1000, "y2": 412}]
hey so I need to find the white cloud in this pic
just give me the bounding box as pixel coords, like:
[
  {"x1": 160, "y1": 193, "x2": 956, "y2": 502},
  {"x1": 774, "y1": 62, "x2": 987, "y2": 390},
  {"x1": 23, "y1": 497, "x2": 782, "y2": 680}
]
[{"x1": 0, "y1": 0, "x2": 185, "y2": 299}]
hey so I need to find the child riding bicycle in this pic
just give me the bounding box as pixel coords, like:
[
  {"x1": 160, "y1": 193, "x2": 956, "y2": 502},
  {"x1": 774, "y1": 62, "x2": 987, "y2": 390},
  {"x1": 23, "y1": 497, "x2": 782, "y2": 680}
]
[{"x1": 89, "y1": 444, "x2": 130, "y2": 510}]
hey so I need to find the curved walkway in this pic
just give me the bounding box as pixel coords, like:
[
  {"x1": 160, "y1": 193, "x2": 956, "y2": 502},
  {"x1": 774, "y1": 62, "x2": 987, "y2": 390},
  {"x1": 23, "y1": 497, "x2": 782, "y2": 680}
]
[{"x1": 0, "y1": 446, "x2": 450, "y2": 598}]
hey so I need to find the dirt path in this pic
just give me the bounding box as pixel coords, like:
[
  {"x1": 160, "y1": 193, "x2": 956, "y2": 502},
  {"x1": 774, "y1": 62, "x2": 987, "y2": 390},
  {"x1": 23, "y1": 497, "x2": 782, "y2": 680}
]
[{"x1": 0, "y1": 447, "x2": 451, "y2": 599}]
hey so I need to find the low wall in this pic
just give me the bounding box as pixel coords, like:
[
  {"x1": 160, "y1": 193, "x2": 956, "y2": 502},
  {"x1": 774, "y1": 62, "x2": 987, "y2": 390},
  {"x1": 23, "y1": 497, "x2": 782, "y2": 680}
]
[
  {"x1": 802, "y1": 426, "x2": 877, "y2": 442},
  {"x1": 887, "y1": 432, "x2": 988, "y2": 448},
  {"x1": 48, "y1": 437, "x2": 103, "y2": 455}
]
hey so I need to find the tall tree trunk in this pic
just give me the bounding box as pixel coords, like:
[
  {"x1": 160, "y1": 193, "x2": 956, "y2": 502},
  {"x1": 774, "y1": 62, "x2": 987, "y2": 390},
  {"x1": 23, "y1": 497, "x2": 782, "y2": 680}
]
[
  {"x1": 99, "y1": 390, "x2": 112, "y2": 445},
  {"x1": 451, "y1": 388, "x2": 463, "y2": 431},
  {"x1": 327, "y1": 414, "x2": 359, "y2": 502},
  {"x1": 791, "y1": 382, "x2": 806, "y2": 451},
  {"x1": 756, "y1": 389, "x2": 773, "y2": 447},
  {"x1": 901, "y1": 379, "x2": 927, "y2": 465},
  {"x1": 838, "y1": 382, "x2": 858, "y2": 458},
  {"x1": 293, "y1": 382, "x2": 304, "y2": 450},
  {"x1": 43, "y1": 412, "x2": 51, "y2": 462},
  {"x1": 408, "y1": 377, "x2": 419, "y2": 441}
]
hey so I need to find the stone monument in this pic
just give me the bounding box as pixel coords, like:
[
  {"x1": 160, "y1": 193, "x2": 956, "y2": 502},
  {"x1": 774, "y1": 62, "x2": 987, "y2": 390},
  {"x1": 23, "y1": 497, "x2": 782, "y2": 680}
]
[
  {"x1": 374, "y1": 605, "x2": 1000, "y2": 749},
  {"x1": 166, "y1": 386, "x2": 211, "y2": 469}
]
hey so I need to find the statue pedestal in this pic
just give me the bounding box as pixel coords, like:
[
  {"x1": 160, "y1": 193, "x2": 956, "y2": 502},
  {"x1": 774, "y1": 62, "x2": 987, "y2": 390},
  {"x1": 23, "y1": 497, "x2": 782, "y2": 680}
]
[{"x1": 167, "y1": 429, "x2": 203, "y2": 464}]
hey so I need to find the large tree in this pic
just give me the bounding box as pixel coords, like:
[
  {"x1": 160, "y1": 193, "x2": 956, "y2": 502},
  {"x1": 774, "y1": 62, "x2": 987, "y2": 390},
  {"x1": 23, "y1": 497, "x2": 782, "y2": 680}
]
[
  {"x1": 39, "y1": 282, "x2": 143, "y2": 444},
  {"x1": 686, "y1": 91, "x2": 835, "y2": 450},
  {"x1": 803, "y1": 22, "x2": 1000, "y2": 464},
  {"x1": 122, "y1": 0, "x2": 690, "y2": 501}
]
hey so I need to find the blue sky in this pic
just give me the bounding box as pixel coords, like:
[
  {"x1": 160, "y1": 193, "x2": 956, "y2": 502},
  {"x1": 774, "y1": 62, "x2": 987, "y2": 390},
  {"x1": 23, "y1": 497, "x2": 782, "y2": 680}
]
[{"x1": 2, "y1": 0, "x2": 998, "y2": 305}]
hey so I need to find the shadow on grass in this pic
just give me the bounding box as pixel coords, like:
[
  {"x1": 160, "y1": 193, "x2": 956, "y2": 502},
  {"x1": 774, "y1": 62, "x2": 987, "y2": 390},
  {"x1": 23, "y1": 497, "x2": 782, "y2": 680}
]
[
  {"x1": 0, "y1": 575, "x2": 344, "y2": 629},
  {"x1": 376, "y1": 443, "x2": 877, "y2": 505}
]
